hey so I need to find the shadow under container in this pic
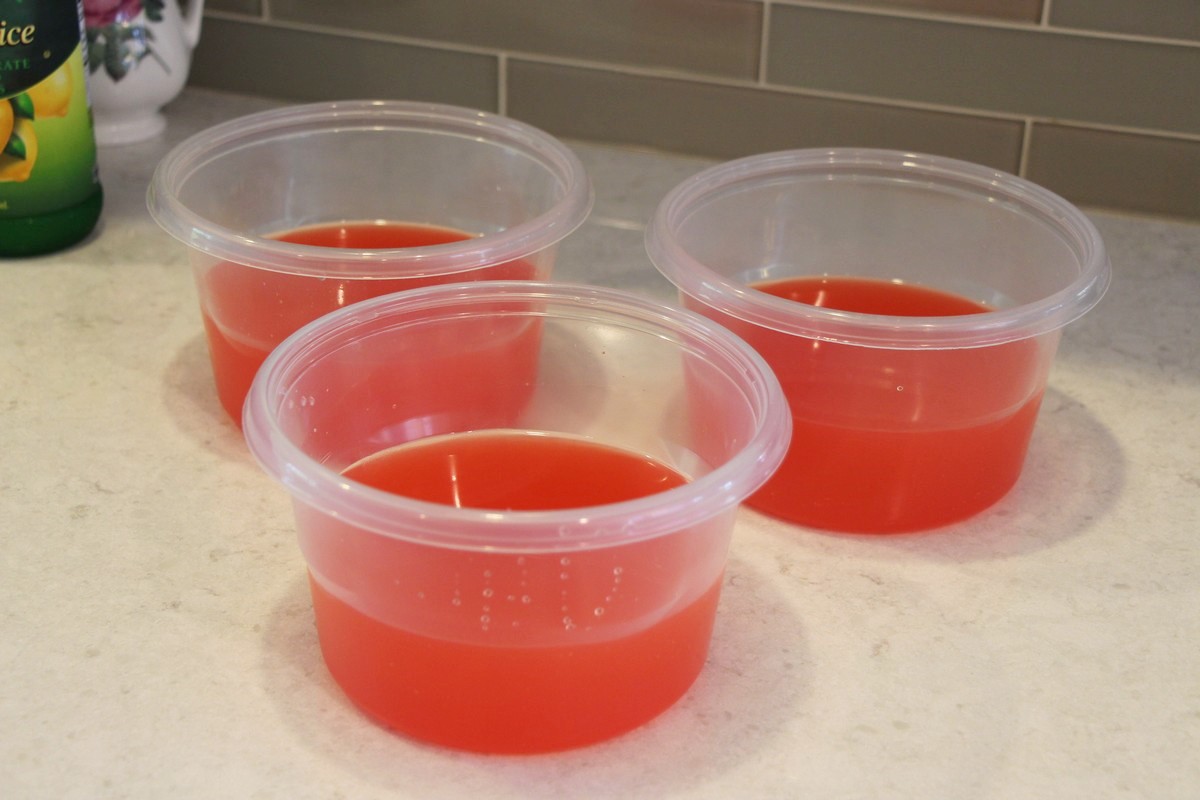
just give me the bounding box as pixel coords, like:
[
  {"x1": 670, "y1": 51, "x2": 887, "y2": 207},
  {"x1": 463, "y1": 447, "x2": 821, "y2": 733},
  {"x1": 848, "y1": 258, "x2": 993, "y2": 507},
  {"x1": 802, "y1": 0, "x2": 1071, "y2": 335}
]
[
  {"x1": 647, "y1": 149, "x2": 1110, "y2": 534},
  {"x1": 242, "y1": 281, "x2": 790, "y2": 754},
  {"x1": 147, "y1": 100, "x2": 592, "y2": 423}
]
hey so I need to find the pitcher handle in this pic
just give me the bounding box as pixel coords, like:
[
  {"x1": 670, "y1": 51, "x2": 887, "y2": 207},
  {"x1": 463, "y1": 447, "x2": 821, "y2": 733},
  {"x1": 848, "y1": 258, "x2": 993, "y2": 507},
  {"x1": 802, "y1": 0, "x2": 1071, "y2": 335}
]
[{"x1": 181, "y1": 0, "x2": 205, "y2": 49}]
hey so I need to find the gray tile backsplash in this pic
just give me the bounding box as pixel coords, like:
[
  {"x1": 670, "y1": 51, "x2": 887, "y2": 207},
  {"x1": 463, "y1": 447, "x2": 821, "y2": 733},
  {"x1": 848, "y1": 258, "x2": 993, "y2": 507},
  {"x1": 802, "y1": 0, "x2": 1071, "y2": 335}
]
[
  {"x1": 188, "y1": 1, "x2": 1200, "y2": 220},
  {"x1": 810, "y1": 0, "x2": 1042, "y2": 23},
  {"x1": 205, "y1": 0, "x2": 259, "y2": 13},
  {"x1": 768, "y1": 6, "x2": 1199, "y2": 135},
  {"x1": 1050, "y1": 0, "x2": 1200, "y2": 43},
  {"x1": 270, "y1": 0, "x2": 763, "y2": 80},
  {"x1": 1026, "y1": 124, "x2": 1200, "y2": 220},
  {"x1": 507, "y1": 60, "x2": 1024, "y2": 170},
  {"x1": 191, "y1": 18, "x2": 497, "y2": 109}
]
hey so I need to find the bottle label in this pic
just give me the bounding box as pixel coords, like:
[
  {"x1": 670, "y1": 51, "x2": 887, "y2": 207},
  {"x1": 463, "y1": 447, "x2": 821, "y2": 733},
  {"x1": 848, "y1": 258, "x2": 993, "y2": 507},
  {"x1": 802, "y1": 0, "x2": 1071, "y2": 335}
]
[{"x1": 1, "y1": 0, "x2": 101, "y2": 217}]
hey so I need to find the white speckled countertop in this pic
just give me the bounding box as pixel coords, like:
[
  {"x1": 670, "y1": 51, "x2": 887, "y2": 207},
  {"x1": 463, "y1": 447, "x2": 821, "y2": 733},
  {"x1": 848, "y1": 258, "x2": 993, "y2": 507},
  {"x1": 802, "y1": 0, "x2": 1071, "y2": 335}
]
[{"x1": 3, "y1": 89, "x2": 1198, "y2": 799}]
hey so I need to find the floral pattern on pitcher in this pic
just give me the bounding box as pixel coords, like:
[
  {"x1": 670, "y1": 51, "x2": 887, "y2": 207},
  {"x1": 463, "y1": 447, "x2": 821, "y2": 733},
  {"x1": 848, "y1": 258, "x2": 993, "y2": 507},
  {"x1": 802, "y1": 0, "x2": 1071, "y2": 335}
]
[
  {"x1": 85, "y1": 0, "x2": 168, "y2": 82},
  {"x1": 82, "y1": 0, "x2": 203, "y2": 144}
]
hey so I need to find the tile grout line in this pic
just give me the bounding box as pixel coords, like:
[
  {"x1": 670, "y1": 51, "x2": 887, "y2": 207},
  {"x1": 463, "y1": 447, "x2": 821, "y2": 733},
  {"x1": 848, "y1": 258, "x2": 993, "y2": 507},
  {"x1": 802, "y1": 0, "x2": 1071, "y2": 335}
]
[
  {"x1": 497, "y1": 52, "x2": 508, "y2": 116},
  {"x1": 1018, "y1": 118, "x2": 1035, "y2": 177},
  {"x1": 1040, "y1": 0, "x2": 1053, "y2": 28},
  {"x1": 759, "y1": 1, "x2": 772, "y2": 85}
]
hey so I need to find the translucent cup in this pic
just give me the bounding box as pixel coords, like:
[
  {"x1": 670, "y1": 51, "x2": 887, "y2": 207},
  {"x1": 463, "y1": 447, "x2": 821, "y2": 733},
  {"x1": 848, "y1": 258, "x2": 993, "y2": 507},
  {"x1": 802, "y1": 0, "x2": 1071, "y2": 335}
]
[
  {"x1": 646, "y1": 149, "x2": 1111, "y2": 533},
  {"x1": 242, "y1": 281, "x2": 790, "y2": 753},
  {"x1": 147, "y1": 100, "x2": 592, "y2": 423}
]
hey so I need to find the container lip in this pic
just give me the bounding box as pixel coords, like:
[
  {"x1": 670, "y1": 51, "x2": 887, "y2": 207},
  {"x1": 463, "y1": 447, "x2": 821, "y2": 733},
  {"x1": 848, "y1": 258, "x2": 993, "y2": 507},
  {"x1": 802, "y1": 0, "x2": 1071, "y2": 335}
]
[
  {"x1": 242, "y1": 281, "x2": 792, "y2": 553},
  {"x1": 147, "y1": 99, "x2": 593, "y2": 277},
  {"x1": 646, "y1": 148, "x2": 1112, "y2": 349}
]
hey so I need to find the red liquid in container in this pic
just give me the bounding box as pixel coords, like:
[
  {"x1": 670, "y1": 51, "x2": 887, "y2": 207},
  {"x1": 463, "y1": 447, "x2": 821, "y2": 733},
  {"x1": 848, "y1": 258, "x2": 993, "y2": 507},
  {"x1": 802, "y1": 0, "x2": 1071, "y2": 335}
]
[
  {"x1": 197, "y1": 222, "x2": 537, "y2": 422},
  {"x1": 700, "y1": 276, "x2": 1044, "y2": 532},
  {"x1": 308, "y1": 431, "x2": 722, "y2": 753}
]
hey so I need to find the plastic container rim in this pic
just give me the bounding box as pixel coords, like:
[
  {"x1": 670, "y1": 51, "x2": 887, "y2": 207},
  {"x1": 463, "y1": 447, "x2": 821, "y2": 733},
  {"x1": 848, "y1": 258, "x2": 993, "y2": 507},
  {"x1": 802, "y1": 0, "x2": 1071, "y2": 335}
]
[
  {"x1": 646, "y1": 148, "x2": 1112, "y2": 349},
  {"x1": 242, "y1": 281, "x2": 792, "y2": 553},
  {"x1": 147, "y1": 99, "x2": 594, "y2": 278}
]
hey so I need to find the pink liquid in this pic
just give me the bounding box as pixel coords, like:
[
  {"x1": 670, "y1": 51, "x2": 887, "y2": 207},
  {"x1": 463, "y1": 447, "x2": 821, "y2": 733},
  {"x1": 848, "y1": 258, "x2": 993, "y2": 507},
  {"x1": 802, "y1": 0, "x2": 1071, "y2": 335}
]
[
  {"x1": 691, "y1": 276, "x2": 1045, "y2": 532},
  {"x1": 198, "y1": 221, "x2": 537, "y2": 423},
  {"x1": 305, "y1": 431, "x2": 722, "y2": 753}
]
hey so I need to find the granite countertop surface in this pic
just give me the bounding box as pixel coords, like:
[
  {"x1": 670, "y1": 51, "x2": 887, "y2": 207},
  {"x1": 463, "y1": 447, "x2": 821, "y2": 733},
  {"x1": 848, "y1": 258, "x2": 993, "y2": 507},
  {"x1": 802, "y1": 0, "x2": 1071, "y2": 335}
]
[{"x1": 3, "y1": 88, "x2": 1198, "y2": 799}]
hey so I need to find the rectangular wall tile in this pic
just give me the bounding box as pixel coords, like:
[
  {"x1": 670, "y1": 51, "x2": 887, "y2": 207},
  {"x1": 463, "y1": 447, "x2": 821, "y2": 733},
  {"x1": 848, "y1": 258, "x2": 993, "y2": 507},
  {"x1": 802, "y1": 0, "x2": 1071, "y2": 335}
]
[
  {"x1": 768, "y1": 6, "x2": 1200, "y2": 135},
  {"x1": 1050, "y1": 0, "x2": 1200, "y2": 43},
  {"x1": 206, "y1": 0, "x2": 262, "y2": 14},
  {"x1": 507, "y1": 60, "x2": 1023, "y2": 170},
  {"x1": 1025, "y1": 125, "x2": 1200, "y2": 220},
  {"x1": 189, "y1": 18, "x2": 497, "y2": 109},
  {"x1": 798, "y1": 0, "x2": 1042, "y2": 24},
  {"x1": 270, "y1": 0, "x2": 762, "y2": 80}
]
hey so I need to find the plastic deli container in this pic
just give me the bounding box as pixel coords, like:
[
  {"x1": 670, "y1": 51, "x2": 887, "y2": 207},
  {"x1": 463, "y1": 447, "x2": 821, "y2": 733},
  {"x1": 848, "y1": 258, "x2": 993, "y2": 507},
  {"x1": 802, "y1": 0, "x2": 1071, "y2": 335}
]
[
  {"x1": 242, "y1": 281, "x2": 790, "y2": 753},
  {"x1": 148, "y1": 100, "x2": 592, "y2": 422},
  {"x1": 647, "y1": 148, "x2": 1110, "y2": 533}
]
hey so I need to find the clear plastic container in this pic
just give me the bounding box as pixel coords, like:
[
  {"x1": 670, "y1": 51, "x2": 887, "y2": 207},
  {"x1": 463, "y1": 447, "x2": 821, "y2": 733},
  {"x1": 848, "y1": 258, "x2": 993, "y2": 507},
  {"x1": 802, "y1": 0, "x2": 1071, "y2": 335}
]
[
  {"x1": 242, "y1": 281, "x2": 790, "y2": 753},
  {"x1": 646, "y1": 148, "x2": 1111, "y2": 533},
  {"x1": 147, "y1": 100, "x2": 592, "y2": 422}
]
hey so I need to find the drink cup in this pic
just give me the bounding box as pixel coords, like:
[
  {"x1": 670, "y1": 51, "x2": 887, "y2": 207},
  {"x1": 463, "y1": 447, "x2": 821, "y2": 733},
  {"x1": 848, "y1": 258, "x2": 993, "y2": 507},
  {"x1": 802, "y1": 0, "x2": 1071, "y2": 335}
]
[
  {"x1": 646, "y1": 149, "x2": 1110, "y2": 533},
  {"x1": 241, "y1": 281, "x2": 790, "y2": 753},
  {"x1": 148, "y1": 100, "x2": 592, "y2": 422}
]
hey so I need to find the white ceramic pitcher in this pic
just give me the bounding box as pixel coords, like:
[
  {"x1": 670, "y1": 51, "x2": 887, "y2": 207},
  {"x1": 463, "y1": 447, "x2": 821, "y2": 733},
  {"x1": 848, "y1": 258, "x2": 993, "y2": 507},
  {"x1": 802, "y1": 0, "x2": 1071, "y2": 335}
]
[{"x1": 84, "y1": 0, "x2": 204, "y2": 145}]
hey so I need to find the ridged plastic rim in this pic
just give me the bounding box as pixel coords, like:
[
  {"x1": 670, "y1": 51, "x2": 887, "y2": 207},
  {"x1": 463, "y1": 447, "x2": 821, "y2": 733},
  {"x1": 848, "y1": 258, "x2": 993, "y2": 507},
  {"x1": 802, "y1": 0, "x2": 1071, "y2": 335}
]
[
  {"x1": 646, "y1": 148, "x2": 1111, "y2": 349},
  {"x1": 242, "y1": 281, "x2": 792, "y2": 553},
  {"x1": 147, "y1": 100, "x2": 593, "y2": 278}
]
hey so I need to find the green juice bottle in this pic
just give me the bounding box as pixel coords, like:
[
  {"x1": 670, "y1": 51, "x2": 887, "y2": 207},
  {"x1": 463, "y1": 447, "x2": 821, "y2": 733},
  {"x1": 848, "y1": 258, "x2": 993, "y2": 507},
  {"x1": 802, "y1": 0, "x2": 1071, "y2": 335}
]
[{"x1": 0, "y1": 0, "x2": 103, "y2": 257}]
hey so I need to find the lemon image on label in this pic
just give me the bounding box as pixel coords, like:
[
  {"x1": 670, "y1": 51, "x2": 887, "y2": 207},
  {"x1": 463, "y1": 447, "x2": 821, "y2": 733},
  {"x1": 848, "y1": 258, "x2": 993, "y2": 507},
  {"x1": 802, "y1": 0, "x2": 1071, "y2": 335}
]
[
  {"x1": 1, "y1": 96, "x2": 40, "y2": 184},
  {"x1": 24, "y1": 60, "x2": 74, "y2": 119},
  {"x1": 0, "y1": 100, "x2": 12, "y2": 151},
  {"x1": 0, "y1": 115, "x2": 38, "y2": 183},
  {"x1": 0, "y1": 58, "x2": 70, "y2": 183}
]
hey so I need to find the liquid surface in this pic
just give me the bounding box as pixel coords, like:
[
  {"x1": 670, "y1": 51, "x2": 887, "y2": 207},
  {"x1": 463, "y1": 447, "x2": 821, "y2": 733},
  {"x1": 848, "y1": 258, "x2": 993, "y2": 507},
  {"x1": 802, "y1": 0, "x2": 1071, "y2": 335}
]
[
  {"x1": 199, "y1": 221, "x2": 536, "y2": 423},
  {"x1": 277, "y1": 220, "x2": 474, "y2": 249},
  {"x1": 308, "y1": 431, "x2": 717, "y2": 753},
  {"x1": 755, "y1": 275, "x2": 989, "y2": 316},
  {"x1": 692, "y1": 275, "x2": 1042, "y2": 532},
  {"x1": 346, "y1": 430, "x2": 688, "y2": 510}
]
